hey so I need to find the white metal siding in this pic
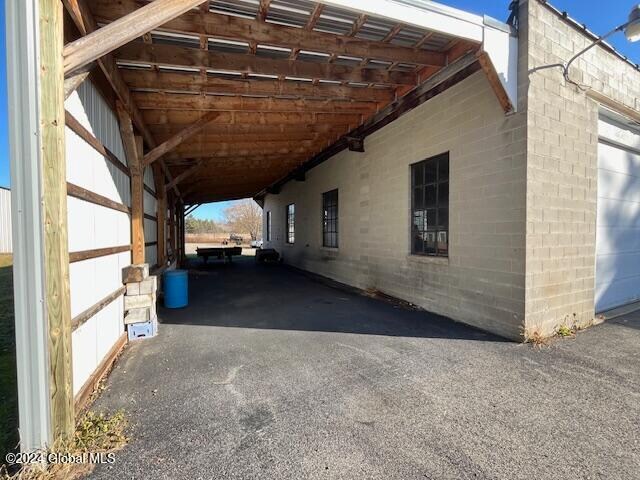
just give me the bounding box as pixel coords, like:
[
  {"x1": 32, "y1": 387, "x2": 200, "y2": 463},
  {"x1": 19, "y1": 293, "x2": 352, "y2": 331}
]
[
  {"x1": 144, "y1": 166, "x2": 158, "y2": 266},
  {"x1": 0, "y1": 188, "x2": 12, "y2": 253},
  {"x1": 65, "y1": 80, "x2": 129, "y2": 396},
  {"x1": 596, "y1": 114, "x2": 640, "y2": 312}
]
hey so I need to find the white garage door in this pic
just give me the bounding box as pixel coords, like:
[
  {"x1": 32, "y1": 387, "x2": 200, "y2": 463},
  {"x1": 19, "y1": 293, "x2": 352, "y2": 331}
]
[{"x1": 596, "y1": 112, "x2": 640, "y2": 313}]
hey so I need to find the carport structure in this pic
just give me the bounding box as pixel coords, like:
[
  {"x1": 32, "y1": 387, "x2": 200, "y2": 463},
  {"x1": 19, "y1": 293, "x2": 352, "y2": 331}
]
[
  {"x1": 69, "y1": 0, "x2": 517, "y2": 204},
  {"x1": 7, "y1": 0, "x2": 516, "y2": 453}
]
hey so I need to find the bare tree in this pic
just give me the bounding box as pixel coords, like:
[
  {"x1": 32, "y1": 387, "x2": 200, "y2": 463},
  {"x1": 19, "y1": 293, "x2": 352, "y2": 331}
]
[{"x1": 223, "y1": 199, "x2": 262, "y2": 240}]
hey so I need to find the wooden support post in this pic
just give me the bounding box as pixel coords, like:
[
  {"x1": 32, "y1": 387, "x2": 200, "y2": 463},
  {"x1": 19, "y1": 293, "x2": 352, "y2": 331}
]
[
  {"x1": 41, "y1": 0, "x2": 74, "y2": 440},
  {"x1": 117, "y1": 102, "x2": 145, "y2": 264}
]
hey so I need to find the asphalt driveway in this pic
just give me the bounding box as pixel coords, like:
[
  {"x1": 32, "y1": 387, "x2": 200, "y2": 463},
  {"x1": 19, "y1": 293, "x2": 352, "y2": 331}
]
[{"x1": 90, "y1": 256, "x2": 640, "y2": 480}]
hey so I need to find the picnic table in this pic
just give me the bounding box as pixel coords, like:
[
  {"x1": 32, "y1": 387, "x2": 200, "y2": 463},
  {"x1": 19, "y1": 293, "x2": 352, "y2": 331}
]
[{"x1": 196, "y1": 246, "x2": 243, "y2": 264}]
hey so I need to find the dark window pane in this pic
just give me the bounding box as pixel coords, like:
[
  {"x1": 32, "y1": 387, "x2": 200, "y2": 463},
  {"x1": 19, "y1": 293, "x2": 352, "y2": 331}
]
[
  {"x1": 322, "y1": 190, "x2": 339, "y2": 247},
  {"x1": 438, "y1": 182, "x2": 448, "y2": 204},
  {"x1": 425, "y1": 185, "x2": 437, "y2": 208},
  {"x1": 413, "y1": 187, "x2": 424, "y2": 209},
  {"x1": 412, "y1": 163, "x2": 424, "y2": 186},
  {"x1": 426, "y1": 209, "x2": 437, "y2": 229},
  {"x1": 424, "y1": 160, "x2": 437, "y2": 184},
  {"x1": 438, "y1": 208, "x2": 449, "y2": 229},
  {"x1": 410, "y1": 152, "x2": 449, "y2": 256},
  {"x1": 439, "y1": 156, "x2": 449, "y2": 181},
  {"x1": 413, "y1": 232, "x2": 424, "y2": 253}
]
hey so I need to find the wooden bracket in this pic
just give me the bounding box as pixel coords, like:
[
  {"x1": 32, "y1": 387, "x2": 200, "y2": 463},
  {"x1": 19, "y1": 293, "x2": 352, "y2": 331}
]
[{"x1": 346, "y1": 136, "x2": 365, "y2": 152}]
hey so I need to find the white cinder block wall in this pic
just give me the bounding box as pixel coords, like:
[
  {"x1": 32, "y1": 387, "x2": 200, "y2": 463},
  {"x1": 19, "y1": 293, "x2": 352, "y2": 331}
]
[
  {"x1": 265, "y1": 1, "x2": 640, "y2": 340},
  {"x1": 264, "y1": 70, "x2": 528, "y2": 340},
  {"x1": 524, "y1": 0, "x2": 640, "y2": 336}
]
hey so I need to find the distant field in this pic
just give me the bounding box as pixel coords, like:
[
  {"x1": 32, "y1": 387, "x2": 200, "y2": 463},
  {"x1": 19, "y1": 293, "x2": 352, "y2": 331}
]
[
  {"x1": 186, "y1": 233, "x2": 252, "y2": 244},
  {"x1": 185, "y1": 234, "x2": 229, "y2": 244},
  {"x1": 0, "y1": 254, "x2": 17, "y2": 460}
]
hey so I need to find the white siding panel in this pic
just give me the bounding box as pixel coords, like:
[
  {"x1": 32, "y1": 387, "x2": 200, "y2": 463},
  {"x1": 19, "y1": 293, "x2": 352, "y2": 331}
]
[
  {"x1": 65, "y1": 79, "x2": 132, "y2": 397},
  {"x1": 144, "y1": 218, "x2": 158, "y2": 242},
  {"x1": 0, "y1": 188, "x2": 12, "y2": 253},
  {"x1": 145, "y1": 245, "x2": 158, "y2": 268},
  {"x1": 94, "y1": 298, "x2": 124, "y2": 369},
  {"x1": 67, "y1": 196, "x2": 95, "y2": 253},
  {"x1": 144, "y1": 166, "x2": 155, "y2": 190},
  {"x1": 143, "y1": 167, "x2": 158, "y2": 265},
  {"x1": 596, "y1": 116, "x2": 640, "y2": 312},
  {"x1": 72, "y1": 318, "x2": 98, "y2": 396},
  {"x1": 144, "y1": 190, "x2": 157, "y2": 217},
  {"x1": 69, "y1": 259, "x2": 97, "y2": 319}
]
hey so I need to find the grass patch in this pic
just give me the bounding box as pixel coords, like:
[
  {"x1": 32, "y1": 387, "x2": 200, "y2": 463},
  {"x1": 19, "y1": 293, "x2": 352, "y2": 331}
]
[
  {"x1": 0, "y1": 255, "x2": 17, "y2": 461},
  {"x1": 0, "y1": 410, "x2": 128, "y2": 480},
  {"x1": 556, "y1": 324, "x2": 576, "y2": 337}
]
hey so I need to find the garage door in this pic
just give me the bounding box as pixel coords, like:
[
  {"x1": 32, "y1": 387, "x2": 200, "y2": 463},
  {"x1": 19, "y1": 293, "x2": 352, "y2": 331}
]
[{"x1": 596, "y1": 112, "x2": 640, "y2": 313}]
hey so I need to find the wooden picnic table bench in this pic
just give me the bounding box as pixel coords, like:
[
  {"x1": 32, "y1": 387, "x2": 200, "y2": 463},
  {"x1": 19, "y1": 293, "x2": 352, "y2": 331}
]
[{"x1": 196, "y1": 246, "x2": 243, "y2": 264}]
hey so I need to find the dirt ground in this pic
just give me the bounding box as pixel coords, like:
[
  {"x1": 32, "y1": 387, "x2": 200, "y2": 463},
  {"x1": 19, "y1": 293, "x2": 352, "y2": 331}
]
[{"x1": 185, "y1": 243, "x2": 257, "y2": 256}]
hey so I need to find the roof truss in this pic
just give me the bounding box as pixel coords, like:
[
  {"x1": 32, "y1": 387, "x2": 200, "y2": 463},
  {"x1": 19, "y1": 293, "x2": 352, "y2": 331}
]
[{"x1": 68, "y1": 0, "x2": 515, "y2": 204}]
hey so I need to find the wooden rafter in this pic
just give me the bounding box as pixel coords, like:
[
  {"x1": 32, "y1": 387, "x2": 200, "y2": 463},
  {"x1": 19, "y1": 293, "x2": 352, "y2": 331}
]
[
  {"x1": 258, "y1": 0, "x2": 272, "y2": 22},
  {"x1": 165, "y1": 162, "x2": 203, "y2": 190},
  {"x1": 80, "y1": 0, "x2": 484, "y2": 203},
  {"x1": 382, "y1": 23, "x2": 403, "y2": 43},
  {"x1": 477, "y1": 52, "x2": 514, "y2": 114},
  {"x1": 133, "y1": 93, "x2": 378, "y2": 114},
  {"x1": 156, "y1": 131, "x2": 333, "y2": 144},
  {"x1": 259, "y1": 51, "x2": 482, "y2": 198},
  {"x1": 144, "y1": 111, "x2": 221, "y2": 167},
  {"x1": 64, "y1": 63, "x2": 93, "y2": 99},
  {"x1": 414, "y1": 31, "x2": 435, "y2": 49},
  {"x1": 121, "y1": 70, "x2": 394, "y2": 102},
  {"x1": 89, "y1": 0, "x2": 448, "y2": 66},
  {"x1": 362, "y1": 22, "x2": 403, "y2": 69},
  {"x1": 63, "y1": 0, "x2": 154, "y2": 146},
  {"x1": 170, "y1": 140, "x2": 325, "y2": 158},
  {"x1": 63, "y1": 0, "x2": 182, "y2": 198},
  {"x1": 63, "y1": 0, "x2": 206, "y2": 75},
  {"x1": 153, "y1": 123, "x2": 345, "y2": 137},
  {"x1": 141, "y1": 110, "x2": 362, "y2": 127},
  {"x1": 291, "y1": 4, "x2": 324, "y2": 60},
  {"x1": 116, "y1": 42, "x2": 419, "y2": 86}
]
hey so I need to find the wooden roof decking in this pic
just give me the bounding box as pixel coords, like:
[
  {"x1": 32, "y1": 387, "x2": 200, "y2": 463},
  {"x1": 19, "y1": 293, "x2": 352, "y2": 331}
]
[{"x1": 80, "y1": 0, "x2": 486, "y2": 203}]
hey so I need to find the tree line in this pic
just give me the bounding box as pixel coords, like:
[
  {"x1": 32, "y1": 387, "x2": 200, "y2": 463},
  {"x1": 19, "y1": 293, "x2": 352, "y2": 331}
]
[{"x1": 184, "y1": 199, "x2": 263, "y2": 240}]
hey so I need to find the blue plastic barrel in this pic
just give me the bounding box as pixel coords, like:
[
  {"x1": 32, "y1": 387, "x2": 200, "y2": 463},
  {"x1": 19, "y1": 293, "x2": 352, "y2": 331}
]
[{"x1": 164, "y1": 270, "x2": 188, "y2": 308}]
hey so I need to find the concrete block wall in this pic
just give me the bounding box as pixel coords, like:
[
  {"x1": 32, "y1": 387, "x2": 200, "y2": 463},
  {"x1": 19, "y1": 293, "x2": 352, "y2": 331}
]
[
  {"x1": 264, "y1": 67, "x2": 528, "y2": 340},
  {"x1": 523, "y1": 0, "x2": 640, "y2": 336}
]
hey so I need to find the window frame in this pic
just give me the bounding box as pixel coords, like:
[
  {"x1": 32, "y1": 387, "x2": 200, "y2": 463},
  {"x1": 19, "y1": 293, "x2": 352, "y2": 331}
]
[
  {"x1": 322, "y1": 189, "x2": 339, "y2": 249},
  {"x1": 265, "y1": 210, "x2": 271, "y2": 242},
  {"x1": 410, "y1": 152, "x2": 449, "y2": 258},
  {"x1": 286, "y1": 203, "x2": 295, "y2": 244}
]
